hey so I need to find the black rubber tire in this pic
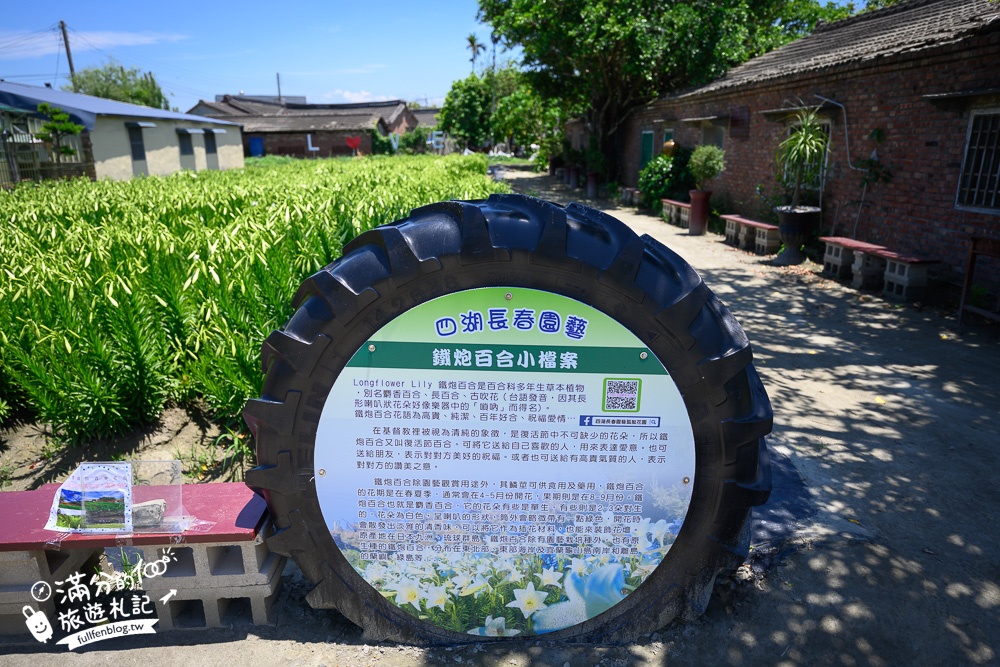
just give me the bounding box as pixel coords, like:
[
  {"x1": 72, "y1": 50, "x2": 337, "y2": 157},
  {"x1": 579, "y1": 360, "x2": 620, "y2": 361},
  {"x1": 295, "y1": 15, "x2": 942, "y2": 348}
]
[{"x1": 243, "y1": 194, "x2": 772, "y2": 644}]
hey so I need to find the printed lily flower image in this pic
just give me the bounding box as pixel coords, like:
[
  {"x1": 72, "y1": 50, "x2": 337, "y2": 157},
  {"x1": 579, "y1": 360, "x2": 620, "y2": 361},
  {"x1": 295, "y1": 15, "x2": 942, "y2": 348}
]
[
  {"x1": 506, "y1": 582, "x2": 549, "y2": 619},
  {"x1": 393, "y1": 579, "x2": 422, "y2": 611},
  {"x1": 332, "y1": 510, "x2": 685, "y2": 636},
  {"x1": 539, "y1": 567, "x2": 564, "y2": 588},
  {"x1": 532, "y1": 564, "x2": 626, "y2": 633},
  {"x1": 424, "y1": 584, "x2": 449, "y2": 612},
  {"x1": 468, "y1": 615, "x2": 521, "y2": 637}
]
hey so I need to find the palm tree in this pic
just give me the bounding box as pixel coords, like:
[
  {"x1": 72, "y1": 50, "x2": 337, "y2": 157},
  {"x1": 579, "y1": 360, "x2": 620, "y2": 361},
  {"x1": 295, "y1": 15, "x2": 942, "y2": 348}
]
[{"x1": 467, "y1": 33, "x2": 485, "y2": 72}]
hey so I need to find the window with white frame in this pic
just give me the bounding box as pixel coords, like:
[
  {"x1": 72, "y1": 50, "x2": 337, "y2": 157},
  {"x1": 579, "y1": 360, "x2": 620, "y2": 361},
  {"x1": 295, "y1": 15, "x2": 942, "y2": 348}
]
[{"x1": 957, "y1": 110, "x2": 1000, "y2": 212}]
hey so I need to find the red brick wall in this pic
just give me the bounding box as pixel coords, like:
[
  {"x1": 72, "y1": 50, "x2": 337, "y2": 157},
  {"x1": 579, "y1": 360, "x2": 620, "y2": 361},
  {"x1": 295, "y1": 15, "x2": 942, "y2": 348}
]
[
  {"x1": 619, "y1": 30, "x2": 1000, "y2": 279},
  {"x1": 244, "y1": 131, "x2": 373, "y2": 158}
]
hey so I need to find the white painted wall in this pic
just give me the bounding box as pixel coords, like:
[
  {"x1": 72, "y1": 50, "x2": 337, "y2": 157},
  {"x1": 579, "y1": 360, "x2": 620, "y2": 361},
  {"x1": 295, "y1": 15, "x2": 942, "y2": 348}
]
[{"x1": 91, "y1": 117, "x2": 243, "y2": 180}]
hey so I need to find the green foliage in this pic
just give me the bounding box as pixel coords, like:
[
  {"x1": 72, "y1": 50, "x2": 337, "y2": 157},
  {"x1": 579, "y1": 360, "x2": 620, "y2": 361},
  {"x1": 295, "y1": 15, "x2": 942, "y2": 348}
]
[
  {"x1": 467, "y1": 33, "x2": 487, "y2": 71},
  {"x1": 689, "y1": 145, "x2": 726, "y2": 190},
  {"x1": 400, "y1": 126, "x2": 430, "y2": 154},
  {"x1": 0, "y1": 155, "x2": 507, "y2": 443},
  {"x1": 66, "y1": 57, "x2": 173, "y2": 110},
  {"x1": 776, "y1": 105, "x2": 830, "y2": 208},
  {"x1": 858, "y1": 128, "x2": 892, "y2": 188},
  {"x1": 370, "y1": 130, "x2": 395, "y2": 155},
  {"x1": 637, "y1": 148, "x2": 695, "y2": 210},
  {"x1": 34, "y1": 104, "x2": 84, "y2": 164},
  {"x1": 438, "y1": 74, "x2": 492, "y2": 149},
  {"x1": 479, "y1": 0, "x2": 832, "y2": 179}
]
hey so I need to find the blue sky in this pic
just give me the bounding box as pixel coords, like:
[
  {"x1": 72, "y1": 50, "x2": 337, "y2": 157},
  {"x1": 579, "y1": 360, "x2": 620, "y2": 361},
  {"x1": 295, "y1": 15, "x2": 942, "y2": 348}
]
[{"x1": 0, "y1": 1, "x2": 503, "y2": 112}]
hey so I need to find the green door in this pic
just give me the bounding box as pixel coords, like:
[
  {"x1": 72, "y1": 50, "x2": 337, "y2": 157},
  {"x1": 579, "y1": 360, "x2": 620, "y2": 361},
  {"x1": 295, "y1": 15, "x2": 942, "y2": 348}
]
[{"x1": 640, "y1": 130, "x2": 654, "y2": 170}]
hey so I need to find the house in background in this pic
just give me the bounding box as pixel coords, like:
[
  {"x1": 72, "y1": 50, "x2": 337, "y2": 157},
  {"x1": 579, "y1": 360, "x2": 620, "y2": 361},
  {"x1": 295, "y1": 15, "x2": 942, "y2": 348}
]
[
  {"x1": 0, "y1": 81, "x2": 242, "y2": 184},
  {"x1": 188, "y1": 96, "x2": 418, "y2": 157},
  {"x1": 412, "y1": 108, "x2": 440, "y2": 128},
  {"x1": 619, "y1": 0, "x2": 1000, "y2": 280}
]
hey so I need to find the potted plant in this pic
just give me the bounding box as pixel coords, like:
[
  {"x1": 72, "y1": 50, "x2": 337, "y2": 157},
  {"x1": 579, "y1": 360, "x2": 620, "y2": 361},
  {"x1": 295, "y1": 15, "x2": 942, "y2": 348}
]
[
  {"x1": 773, "y1": 105, "x2": 830, "y2": 265},
  {"x1": 688, "y1": 145, "x2": 725, "y2": 236},
  {"x1": 584, "y1": 138, "x2": 606, "y2": 199}
]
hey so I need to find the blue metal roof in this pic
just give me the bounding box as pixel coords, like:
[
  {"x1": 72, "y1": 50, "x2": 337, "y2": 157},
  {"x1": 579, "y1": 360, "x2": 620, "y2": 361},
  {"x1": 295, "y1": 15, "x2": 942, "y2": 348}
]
[{"x1": 0, "y1": 81, "x2": 239, "y2": 131}]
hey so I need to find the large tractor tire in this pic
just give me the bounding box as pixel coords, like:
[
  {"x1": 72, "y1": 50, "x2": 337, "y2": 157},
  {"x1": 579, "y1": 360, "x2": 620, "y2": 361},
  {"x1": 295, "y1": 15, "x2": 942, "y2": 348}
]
[{"x1": 244, "y1": 194, "x2": 772, "y2": 644}]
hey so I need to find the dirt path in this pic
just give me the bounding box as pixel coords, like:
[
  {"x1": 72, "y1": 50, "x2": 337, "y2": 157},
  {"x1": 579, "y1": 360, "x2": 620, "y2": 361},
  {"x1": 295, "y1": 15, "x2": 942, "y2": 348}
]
[{"x1": 3, "y1": 167, "x2": 999, "y2": 666}]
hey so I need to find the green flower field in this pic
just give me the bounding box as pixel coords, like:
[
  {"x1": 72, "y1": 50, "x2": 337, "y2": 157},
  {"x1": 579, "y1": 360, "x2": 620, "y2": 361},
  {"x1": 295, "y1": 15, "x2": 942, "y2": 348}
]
[{"x1": 0, "y1": 155, "x2": 508, "y2": 444}]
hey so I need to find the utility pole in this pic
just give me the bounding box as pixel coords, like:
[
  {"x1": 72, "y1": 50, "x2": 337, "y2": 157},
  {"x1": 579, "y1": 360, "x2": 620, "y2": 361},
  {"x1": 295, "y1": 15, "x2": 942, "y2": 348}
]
[
  {"x1": 59, "y1": 21, "x2": 77, "y2": 91},
  {"x1": 276, "y1": 73, "x2": 282, "y2": 103}
]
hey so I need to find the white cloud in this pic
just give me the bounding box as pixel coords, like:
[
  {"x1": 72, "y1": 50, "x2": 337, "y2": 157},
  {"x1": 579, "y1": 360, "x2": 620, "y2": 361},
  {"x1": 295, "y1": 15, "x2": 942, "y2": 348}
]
[
  {"x1": 322, "y1": 89, "x2": 394, "y2": 103},
  {"x1": 0, "y1": 29, "x2": 185, "y2": 60}
]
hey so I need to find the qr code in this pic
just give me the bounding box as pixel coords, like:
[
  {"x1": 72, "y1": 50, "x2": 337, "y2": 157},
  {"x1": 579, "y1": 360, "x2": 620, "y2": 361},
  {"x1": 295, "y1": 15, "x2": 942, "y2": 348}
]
[{"x1": 604, "y1": 378, "x2": 640, "y2": 412}]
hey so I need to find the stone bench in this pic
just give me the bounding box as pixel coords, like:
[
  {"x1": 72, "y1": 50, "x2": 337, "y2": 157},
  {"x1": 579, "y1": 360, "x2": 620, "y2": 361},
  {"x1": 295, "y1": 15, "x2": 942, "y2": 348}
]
[
  {"x1": 661, "y1": 198, "x2": 691, "y2": 228},
  {"x1": 819, "y1": 237, "x2": 937, "y2": 300},
  {"x1": 0, "y1": 482, "x2": 284, "y2": 636},
  {"x1": 722, "y1": 215, "x2": 780, "y2": 255},
  {"x1": 819, "y1": 237, "x2": 888, "y2": 282},
  {"x1": 871, "y1": 248, "x2": 938, "y2": 301}
]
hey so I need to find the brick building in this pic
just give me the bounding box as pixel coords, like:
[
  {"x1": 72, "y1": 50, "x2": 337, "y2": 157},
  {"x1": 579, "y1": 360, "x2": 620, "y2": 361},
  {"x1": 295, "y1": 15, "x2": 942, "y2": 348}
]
[
  {"x1": 188, "y1": 96, "x2": 418, "y2": 158},
  {"x1": 619, "y1": 0, "x2": 1000, "y2": 280}
]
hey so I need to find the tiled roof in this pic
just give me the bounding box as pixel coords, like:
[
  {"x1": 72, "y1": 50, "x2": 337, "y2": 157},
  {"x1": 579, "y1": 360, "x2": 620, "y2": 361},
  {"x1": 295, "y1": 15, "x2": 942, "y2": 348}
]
[
  {"x1": 188, "y1": 96, "x2": 405, "y2": 134},
  {"x1": 191, "y1": 96, "x2": 408, "y2": 118},
  {"x1": 676, "y1": 0, "x2": 1000, "y2": 99},
  {"x1": 237, "y1": 114, "x2": 385, "y2": 133},
  {"x1": 413, "y1": 108, "x2": 440, "y2": 127}
]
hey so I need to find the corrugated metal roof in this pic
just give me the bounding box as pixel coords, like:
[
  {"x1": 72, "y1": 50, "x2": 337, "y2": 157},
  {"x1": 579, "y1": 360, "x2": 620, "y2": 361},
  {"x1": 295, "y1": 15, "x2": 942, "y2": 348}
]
[
  {"x1": 0, "y1": 81, "x2": 239, "y2": 131},
  {"x1": 674, "y1": 0, "x2": 1000, "y2": 100}
]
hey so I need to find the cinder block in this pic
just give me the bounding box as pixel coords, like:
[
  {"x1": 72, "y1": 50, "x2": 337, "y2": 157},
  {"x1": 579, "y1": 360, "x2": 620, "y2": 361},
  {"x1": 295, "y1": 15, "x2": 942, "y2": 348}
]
[
  {"x1": 724, "y1": 218, "x2": 740, "y2": 244},
  {"x1": 755, "y1": 227, "x2": 781, "y2": 255},
  {"x1": 138, "y1": 519, "x2": 286, "y2": 630},
  {"x1": 883, "y1": 259, "x2": 931, "y2": 300},
  {"x1": 0, "y1": 548, "x2": 101, "y2": 638},
  {"x1": 823, "y1": 243, "x2": 855, "y2": 279},
  {"x1": 852, "y1": 251, "x2": 887, "y2": 289}
]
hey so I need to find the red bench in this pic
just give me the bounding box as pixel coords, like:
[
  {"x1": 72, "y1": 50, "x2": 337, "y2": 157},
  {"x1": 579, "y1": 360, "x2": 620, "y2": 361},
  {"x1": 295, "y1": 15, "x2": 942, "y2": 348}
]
[
  {"x1": 820, "y1": 237, "x2": 937, "y2": 299},
  {"x1": 819, "y1": 236, "x2": 887, "y2": 281},
  {"x1": 722, "y1": 215, "x2": 780, "y2": 254},
  {"x1": 0, "y1": 483, "x2": 284, "y2": 634}
]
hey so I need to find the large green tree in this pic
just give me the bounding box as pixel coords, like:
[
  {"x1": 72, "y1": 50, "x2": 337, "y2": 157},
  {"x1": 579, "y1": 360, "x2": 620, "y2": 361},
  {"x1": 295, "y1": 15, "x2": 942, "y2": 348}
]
[
  {"x1": 478, "y1": 0, "x2": 850, "y2": 179},
  {"x1": 65, "y1": 58, "x2": 173, "y2": 110}
]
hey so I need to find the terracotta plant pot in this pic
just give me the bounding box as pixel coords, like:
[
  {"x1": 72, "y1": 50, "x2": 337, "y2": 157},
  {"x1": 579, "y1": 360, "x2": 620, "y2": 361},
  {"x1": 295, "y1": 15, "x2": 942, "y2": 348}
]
[
  {"x1": 689, "y1": 190, "x2": 712, "y2": 236},
  {"x1": 774, "y1": 206, "x2": 822, "y2": 265}
]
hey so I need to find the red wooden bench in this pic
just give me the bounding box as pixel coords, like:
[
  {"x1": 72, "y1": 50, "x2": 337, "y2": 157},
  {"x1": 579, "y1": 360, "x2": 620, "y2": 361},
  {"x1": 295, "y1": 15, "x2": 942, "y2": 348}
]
[
  {"x1": 722, "y1": 215, "x2": 780, "y2": 254},
  {"x1": 0, "y1": 483, "x2": 284, "y2": 634}
]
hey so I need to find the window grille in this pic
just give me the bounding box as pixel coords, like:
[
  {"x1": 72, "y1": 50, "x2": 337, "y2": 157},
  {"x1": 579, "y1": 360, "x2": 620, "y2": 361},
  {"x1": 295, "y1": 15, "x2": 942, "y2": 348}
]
[{"x1": 957, "y1": 111, "x2": 1000, "y2": 212}]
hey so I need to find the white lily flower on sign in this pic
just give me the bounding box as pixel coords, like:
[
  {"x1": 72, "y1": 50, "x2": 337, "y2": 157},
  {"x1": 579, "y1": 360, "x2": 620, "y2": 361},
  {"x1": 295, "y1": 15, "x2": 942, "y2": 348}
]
[
  {"x1": 505, "y1": 582, "x2": 549, "y2": 619},
  {"x1": 468, "y1": 615, "x2": 521, "y2": 637}
]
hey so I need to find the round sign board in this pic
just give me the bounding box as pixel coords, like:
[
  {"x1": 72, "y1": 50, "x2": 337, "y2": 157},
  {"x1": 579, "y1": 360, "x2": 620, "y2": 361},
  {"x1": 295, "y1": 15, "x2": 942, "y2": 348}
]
[
  {"x1": 245, "y1": 194, "x2": 772, "y2": 644},
  {"x1": 314, "y1": 287, "x2": 695, "y2": 636}
]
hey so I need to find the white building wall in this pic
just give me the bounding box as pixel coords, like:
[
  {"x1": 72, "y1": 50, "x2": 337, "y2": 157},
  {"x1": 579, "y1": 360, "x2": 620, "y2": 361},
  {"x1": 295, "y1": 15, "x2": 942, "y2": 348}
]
[{"x1": 91, "y1": 116, "x2": 243, "y2": 180}]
